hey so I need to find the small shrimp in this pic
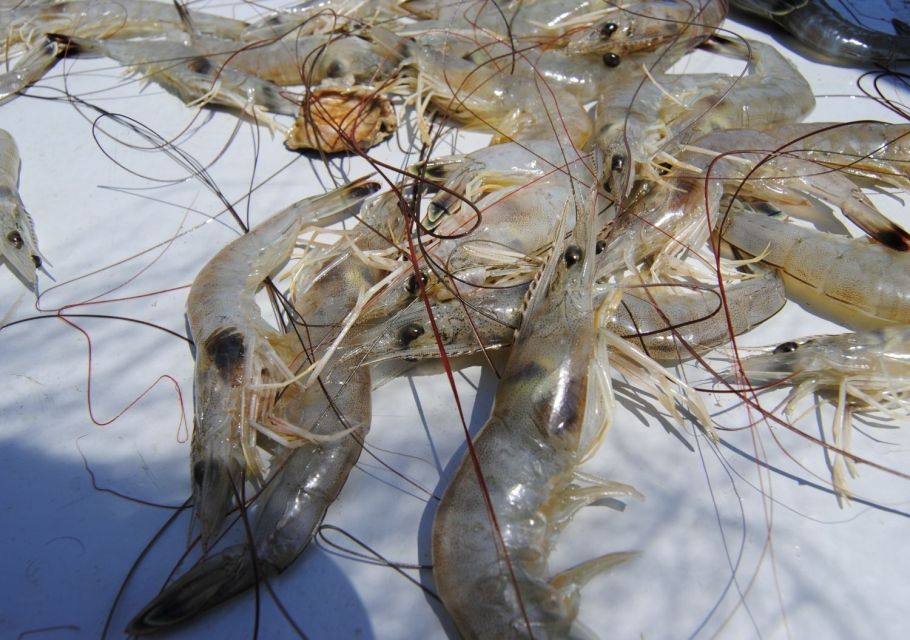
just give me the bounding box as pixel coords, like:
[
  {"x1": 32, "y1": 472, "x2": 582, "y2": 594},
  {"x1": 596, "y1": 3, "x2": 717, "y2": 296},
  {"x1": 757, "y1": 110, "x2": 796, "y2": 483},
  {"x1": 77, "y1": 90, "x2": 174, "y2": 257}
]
[
  {"x1": 719, "y1": 209, "x2": 910, "y2": 329},
  {"x1": 432, "y1": 183, "x2": 639, "y2": 638},
  {"x1": 49, "y1": 34, "x2": 299, "y2": 129},
  {"x1": 732, "y1": 326, "x2": 910, "y2": 500},
  {"x1": 185, "y1": 177, "x2": 378, "y2": 549},
  {"x1": 0, "y1": 128, "x2": 44, "y2": 291},
  {"x1": 731, "y1": 0, "x2": 910, "y2": 66}
]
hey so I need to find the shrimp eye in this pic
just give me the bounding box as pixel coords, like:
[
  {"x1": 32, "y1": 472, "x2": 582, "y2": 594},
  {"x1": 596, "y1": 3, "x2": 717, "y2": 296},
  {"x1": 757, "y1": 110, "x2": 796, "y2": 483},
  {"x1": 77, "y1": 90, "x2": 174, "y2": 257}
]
[
  {"x1": 325, "y1": 60, "x2": 346, "y2": 78},
  {"x1": 405, "y1": 270, "x2": 429, "y2": 294},
  {"x1": 611, "y1": 154, "x2": 625, "y2": 173},
  {"x1": 595, "y1": 239, "x2": 606, "y2": 254},
  {"x1": 399, "y1": 323, "x2": 425, "y2": 346},
  {"x1": 773, "y1": 341, "x2": 799, "y2": 354},
  {"x1": 563, "y1": 245, "x2": 583, "y2": 267},
  {"x1": 7, "y1": 230, "x2": 23, "y2": 249},
  {"x1": 32, "y1": 255, "x2": 41, "y2": 268},
  {"x1": 600, "y1": 22, "x2": 618, "y2": 39},
  {"x1": 602, "y1": 52, "x2": 621, "y2": 67}
]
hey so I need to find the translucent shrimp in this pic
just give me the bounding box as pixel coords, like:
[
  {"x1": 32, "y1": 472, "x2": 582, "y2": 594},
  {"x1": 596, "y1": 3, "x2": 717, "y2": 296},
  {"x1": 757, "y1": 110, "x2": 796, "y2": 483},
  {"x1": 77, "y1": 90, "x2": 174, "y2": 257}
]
[
  {"x1": 731, "y1": 326, "x2": 910, "y2": 501},
  {"x1": 127, "y1": 261, "x2": 379, "y2": 634},
  {"x1": 431, "y1": 184, "x2": 639, "y2": 638},
  {"x1": 731, "y1": 0, "x2": 910, "y2": 66},
  {"x1": 562, "y1": 0, "x2": 728, "y2": 60},
  {"x1": 403, "y1": 37, "x2": 593, "y2": 147},
  {"x1": 0, "y1": 128, "x2": 43, "y2": 291},
  {"x1": 596, "y1": 38, "x2": 814, "y2": 197},
  {"x1": 185, "y1": 177, "x2": 378, "y2": 550},
  {"x1": 684, "y1": 127, "x2": 910, "y2": 251},
  {"x1": 719, "y1": 209, "x2": 910, "y2": 329},
  {"x1": 49, "y1": 34, "x2": 299, "y2": 129}
]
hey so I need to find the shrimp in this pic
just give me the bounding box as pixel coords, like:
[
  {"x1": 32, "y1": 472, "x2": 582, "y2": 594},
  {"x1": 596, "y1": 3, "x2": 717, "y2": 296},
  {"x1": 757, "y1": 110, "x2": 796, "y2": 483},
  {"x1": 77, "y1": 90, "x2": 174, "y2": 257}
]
[
  {"x1": 731, "y1": 0, "x2": 910, "y2": 66},
  {"x1": 431, "y1": 181, "x2": 639, "y2": 638},
  {"x1": 127, "y1": 259, "x2": 379, "y2": 634},
  {"x1": 185, "y1": 176, "x2": 378, "y2": 550},
  {"x1": 403, "y1": 36, "x2": 593, "y2": 147},
  {"x1": 0, "y1": 128, "x2": 43, "y2": 292},
  {"x1": 562, "y1": 0, "x2": 728, "y2": 60},
  {"x1": 719, "y1": 209, "x2": 910, "y2": 329},
  {"x1": 683, "y1": 127, "x2": 910, "y2": 251},
  {"x1": 731, "y1": 326, "x2": 910, "y2": 501},
  {"x1": 48, "y1": 34, "x2": 299, "y2": 129},
  {"x1": 596, "y1": 38, "x2": 814, "y2": 197}
]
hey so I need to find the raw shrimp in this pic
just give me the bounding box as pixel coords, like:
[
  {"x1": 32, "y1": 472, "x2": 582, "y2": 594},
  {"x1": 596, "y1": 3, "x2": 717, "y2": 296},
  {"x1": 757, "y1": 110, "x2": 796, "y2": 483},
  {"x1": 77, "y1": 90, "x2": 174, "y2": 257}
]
[
  {"x1": 731, "y1": 0, "x2": 910, "y2": 66},
  {"x1": 0, "y1": 128, "x2": 43, "y2": 291},
  {"x1": 48, "y1": 34, "x2": 299, "y2": 129},
  {"x1": 683, "y1": 127, "x2": 910, "y2": 250},
  {"x1": 732, "y1": 325, "x2": 910, "y2": 500},
  {"x1": 127, "y1": 258, "x2": 380, "y2": 634},
  {"x1": 431, "y1": 182, "x2": 639, "y2": 638},
  {"x1": 719, "y1": 209, "x2": 910, "y2": 328},
  {"x1": 185, "y1": 176, "x2": 378, "y2": 549}
]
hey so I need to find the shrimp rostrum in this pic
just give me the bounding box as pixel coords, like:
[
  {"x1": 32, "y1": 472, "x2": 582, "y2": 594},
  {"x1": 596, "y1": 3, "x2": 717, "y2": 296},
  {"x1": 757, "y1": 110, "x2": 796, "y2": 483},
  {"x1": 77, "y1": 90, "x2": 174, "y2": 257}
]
[{"x1": 432, "y1": 181, "x2": 639, "y2": 638}]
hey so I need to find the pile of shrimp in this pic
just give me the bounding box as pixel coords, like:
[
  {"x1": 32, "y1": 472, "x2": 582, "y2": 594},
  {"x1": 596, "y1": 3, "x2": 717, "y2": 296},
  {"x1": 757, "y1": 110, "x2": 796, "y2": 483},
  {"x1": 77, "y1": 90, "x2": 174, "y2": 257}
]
[{"x1": 2, "y1": 1, "x2": 910, "y2": 638}]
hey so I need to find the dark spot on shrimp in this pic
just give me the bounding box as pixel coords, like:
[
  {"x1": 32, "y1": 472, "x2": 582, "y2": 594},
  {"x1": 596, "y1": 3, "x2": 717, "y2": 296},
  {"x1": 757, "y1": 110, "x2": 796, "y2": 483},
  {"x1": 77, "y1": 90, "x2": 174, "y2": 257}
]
[
  {"x1": 0, "y1": 186, "x2": 12, "y2": 199},
  {"x1": 563, "y1": 245, "x2": 583, "y2": 267},
  {"x1": 872, "y1": 225, "x2": 910, "y2": 252},
  {"x1": 192, "y1": 460, "x2": 208, "y2": 486},
  {"x1": 32, "y1": 255, "x2": 41, "y2": 268},
  {"x1": 595, "y1": 239, "x2": 606, "y2": 254},
  {"x1": 603, "y1": 52, "x2": 621, "y2": 67},
  {"x1": 6, "y1": 230, "x2": 23, "y2": 249},
  {"x1": 350, "y1": 181, "x2": 381, "y2": 200},
  {"x1": 187, "y1": 56, "x2": 214, "y2": 75},
  {"x1": 602, "y1": 179, "x2": 612, "y2": 194},
  {"x1": 204, "y1": 328, "x2": 245, "y2": 383},
  {"x1": 325, "y1": 60, "x2": 346, "y2": 78},
  {"x1": 611, "y1": 154, "x2": 625, "y2": 173},
  {"x1": 773, "y1": 341, "x2": 799, "y2": 354},
  {"x1": 600, "y1": 22, "x2": 618, "y2": 39},
  {"x1": 405, "y1": 270, "x2": 429, "y2": 295},
  {"x1": 399, "y1": 323, "x2": 425, "y2": 346}
]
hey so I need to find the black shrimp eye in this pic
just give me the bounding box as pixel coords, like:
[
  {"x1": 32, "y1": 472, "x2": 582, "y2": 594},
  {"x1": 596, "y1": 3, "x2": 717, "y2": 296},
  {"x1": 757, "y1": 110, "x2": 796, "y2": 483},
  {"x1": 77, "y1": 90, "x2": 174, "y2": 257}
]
[
  {"x1": 405, "y1": 270, "x2": 429, "y2": 295},
  {"x1": 611, "y1": 154, "x2": 625, "y2": 173},
  {"x1": 773, "y1": 341, "x2": 799, "y2": 354},
  {"x1": 602, "y1": 179, "x2": 612, "y2": 194},
  {"x1": 31, "y1": 255, "x2": 41, "y2": 268},
  {"x1": 595, "y1": 239, "x2": 606, "y2": 254},
  {"x1": 7, "y1": 230, "x2": 23, "y2": 249},
  {"x1": 600, "y1": 22, "x2": 618, "y2": 38},
  {"x1": 563, "y1": 245, "x2": 583, "y2": 267},
  {"x1": 399, "y1": 323, "x2": 425, "y2": 346},
  {"x1": 602, "y1": 52, "x2": 621, "y2": 67}
]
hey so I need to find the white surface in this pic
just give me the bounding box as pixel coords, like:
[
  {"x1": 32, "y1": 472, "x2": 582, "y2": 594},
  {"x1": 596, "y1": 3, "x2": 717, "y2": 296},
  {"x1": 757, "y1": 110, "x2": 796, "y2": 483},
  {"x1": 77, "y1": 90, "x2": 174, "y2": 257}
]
[{"x1": 1, "y1": 3, "x2": 909, "y2": 639}]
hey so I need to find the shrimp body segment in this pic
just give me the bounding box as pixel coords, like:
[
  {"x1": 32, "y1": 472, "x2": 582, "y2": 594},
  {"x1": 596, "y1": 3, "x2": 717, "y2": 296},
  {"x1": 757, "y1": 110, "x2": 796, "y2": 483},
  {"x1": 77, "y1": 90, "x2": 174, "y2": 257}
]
[
  {"x1": 432, "y1": 193, "x2": 637, "y2": 638},
  {"x1": 720, "y1": 211, "x2": 910, "y2": 329},
  {"x1": 186, "y1": 177, "x2": 378, "y2": 549},
  {"x1": 0, "y1": 128, "x2": 43, "y2": 291}
]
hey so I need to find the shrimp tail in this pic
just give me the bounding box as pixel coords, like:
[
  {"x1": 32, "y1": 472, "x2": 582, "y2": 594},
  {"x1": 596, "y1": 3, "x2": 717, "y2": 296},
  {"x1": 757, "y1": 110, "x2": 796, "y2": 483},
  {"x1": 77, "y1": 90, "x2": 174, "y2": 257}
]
[{"x1": 125, "y1": 545, "x2": 255, "y2": 635}]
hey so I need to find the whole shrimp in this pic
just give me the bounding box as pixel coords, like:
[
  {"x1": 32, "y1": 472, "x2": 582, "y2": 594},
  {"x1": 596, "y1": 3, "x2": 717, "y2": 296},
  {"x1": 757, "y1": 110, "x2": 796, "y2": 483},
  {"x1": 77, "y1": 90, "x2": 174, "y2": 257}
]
[
  {"x1": 731, "y1": 0, "x2": 910, "y2": 66},
  {"x1": 185, "y1": 176, "x2": 378, "y2": 550},
  {"x1": 719, "y1": 209, "x2": 910, "y2": 328},
  {"x1": 432, "y1": 184, "x2": 639, "y2": 638},
  {"x1": 731, "y1": 325, "x2": 910, "y2": 501},
  {"x1": 0, "y1": 128, "x2": 43, "y2": 291},
  {"x1": 128, "y1": 264, "x2": 379, "y2": 633}
]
